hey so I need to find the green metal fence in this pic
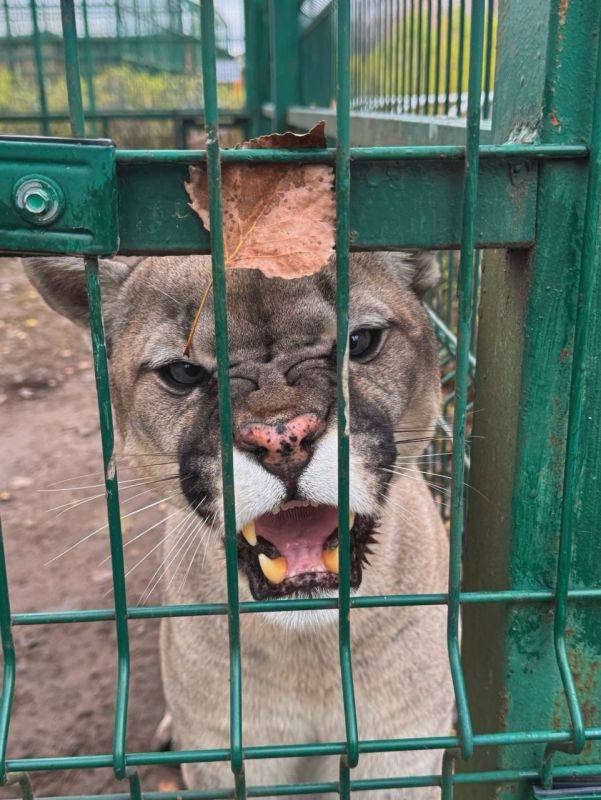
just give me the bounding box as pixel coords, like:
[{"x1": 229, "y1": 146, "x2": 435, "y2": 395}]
[
  {"x1": 0, "y1": 0, "x2": 245, "y2": 143},
  {"x1": 298, "y1": 0, "x2": 497, "y2": 119},
  {"x1": 1, "y1": 0, "x2": 601, "y2": 799}
]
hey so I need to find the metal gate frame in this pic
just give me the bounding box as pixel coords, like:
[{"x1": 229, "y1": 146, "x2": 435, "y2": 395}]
[{"x1": 0, "y1": 1, "x2": 600, "y2": 799}]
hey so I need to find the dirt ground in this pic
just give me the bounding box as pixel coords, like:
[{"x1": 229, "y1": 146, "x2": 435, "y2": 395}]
[{"x1": 0, "y1": 258, "x2": 182, "y2": 796}]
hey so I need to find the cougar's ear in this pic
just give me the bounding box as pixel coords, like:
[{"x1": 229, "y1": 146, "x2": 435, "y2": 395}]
[
  {"x1": 379, "y1": 251, "x2": 440, "y2": 298},
  {"x1": 22, "y1": 256, "x2": 136, "y2": 328}
]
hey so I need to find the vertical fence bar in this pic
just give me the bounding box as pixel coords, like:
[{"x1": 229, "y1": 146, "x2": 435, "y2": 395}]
[
  {"x1": 387, "y1": 0, "x2": 394, "y2": 109},
  {"x1": 379, "y1": 0, "x2": 385, "y2": 109},
  {"x1": 540, "y1": 9, "x2": 601, "y2": 787},
  {"x1": 29, "y1": 0, "x2": 49, "y2": 136},
  {"x1": 0, "y1": 522, "x2": 15, "y2": 787},
  {"x1": 425, "y1": 0, "x2": 432, "y2": 114},
  {"x1": 59, "y1": 0, "x2": 131, "y2": 779},
  {"x1": 447, "y1": 0, "x2": 485, "y2": 761},
  {"x1": 416, "y1": 0, "x2": 423, "y2": 112},
  {"x1": 269, "y1": 0, "x2": 299, "y2": 133},
  {"x1": 244, "y1": 0, "x2": 261, "y2": 138},
  {"x1": 400, "y1": 0, "x2": 407, "y2": 111},
  {"x1": 408, "y1": 0, "x2": 415, "y2": 111},
  {"x1": 456, "y1": 0, "x2": 466, "y2": 116},
  {"x1": 85, "y1": 258, "x2": 131, "y2": 780},
  {"x1": 482, "y1": 0, "x2": 494, "y2": 119},
  {"x1": 443, "y1": 0, "x2": 453, "y2": 114},
  {"x1": 80, "y1": 0, "x2": 97, "y2": 128},
  {"x1": 59, "y1": 0, "x2": 85, "y2": 137},
  {"x1": 2, "y1": 0, "x2": 14, "y2": 74},
  {"x1": 393, "y1": 0, "x2": 400, "y2": 112},
  {"x1": 335, "y1": 0, "x2": 358, "y2": 796},
  {"x1": 199, "y1": 2, "x2": 245, "y2": 798},
  {"x1": 434, "y1": 0, "x2": 442, "y2": 114}
]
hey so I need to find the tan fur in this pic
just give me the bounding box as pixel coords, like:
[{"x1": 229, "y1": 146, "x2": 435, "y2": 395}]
[{"x1": 24, "y1": 252, "x2": 454, "y2": 799}]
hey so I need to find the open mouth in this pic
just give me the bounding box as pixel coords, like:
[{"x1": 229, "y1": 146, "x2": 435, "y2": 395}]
[{"x1": 236, "y1": 502, "x2": 376, "y2": 600}]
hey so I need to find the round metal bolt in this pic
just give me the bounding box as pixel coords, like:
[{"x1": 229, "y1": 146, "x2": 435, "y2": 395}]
[{"x1": 12, "y1": 175, "x2": 65, "y2": 226}]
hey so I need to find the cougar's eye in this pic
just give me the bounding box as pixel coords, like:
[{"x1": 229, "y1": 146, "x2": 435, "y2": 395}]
[
  {"x1": 159, "y1": 361, "x2": 206, "y2": 389},
  {"x1": 349, "y1": 328, "x2": 384, "y2": 361}
]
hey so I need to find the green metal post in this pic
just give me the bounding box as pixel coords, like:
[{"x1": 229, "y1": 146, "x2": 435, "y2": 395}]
[
  {"x1": 199, "y1": 1, "x2": 245, "y2": 798},
  {"x1": 462, "y1": 2, "x2": 601, "y2": 799},
  {"x1": 541, "y1": 7, "x2": 601, "y2": 786},
  {"x1": 29, "y1": 0, "x2": 50, "y2": 136},
  {"x1": 268, "y1": 0, "x2": 300, "y2": 132}
]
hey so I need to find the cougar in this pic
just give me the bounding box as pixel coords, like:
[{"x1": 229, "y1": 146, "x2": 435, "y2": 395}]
[{"x1": 24, "y1": 251, "x2": 454, "y2": 798}]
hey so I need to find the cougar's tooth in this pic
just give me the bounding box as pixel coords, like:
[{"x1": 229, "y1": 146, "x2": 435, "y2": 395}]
[
  {"x1": 258, "y1": 553, "x2": 287, "y2": 584},
  {"x1": 322, "y1": 545, "x2": 339, "y2": 575},
  {"x1": 349, "y1": 512, "x2": 356, "y2": 530},
  {"x1": 242, "y1": 520, "x2": 257, "y2": 546}
]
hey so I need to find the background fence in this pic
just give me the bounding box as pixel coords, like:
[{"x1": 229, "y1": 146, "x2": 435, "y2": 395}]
[
  {"x1": 0, "y1": 0, "x2": 244, "y2": 143},
  {"x1": 298, "y1": 0, "x2": 497, "y2": 118}
]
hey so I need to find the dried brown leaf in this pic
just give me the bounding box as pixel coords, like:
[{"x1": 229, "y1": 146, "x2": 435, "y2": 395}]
[{"x1": 185, "y1": 122, "x2": 335, "y2": 279}]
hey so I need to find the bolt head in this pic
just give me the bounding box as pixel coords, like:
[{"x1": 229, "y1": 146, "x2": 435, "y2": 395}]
[{"x1": 13, "y1": 175, "x2": 65, "y2": 225}]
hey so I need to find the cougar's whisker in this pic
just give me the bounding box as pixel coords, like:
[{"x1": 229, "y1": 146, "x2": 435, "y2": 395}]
[
  {"x1": 46, "y1": 489, "x2": 185, "y2": 566},
  {"x1": 165, "y1": 518, "x2": 208, "y2": 596},
  {"x1": 45, "y1": 458, "x2": 180, "y2": 488},
  {"x1": 46, "y1": 473, "x2": 182, "y2": 513},
  {"x1": 41, "y1": 473, "x2": 179, "y2": 493},
  {"x1": 382, "y1": 466, "x2": 452, "y2": 495},
  {"x1": 135, "y1": 499, "x2": 204, "y2": 603},
  {"x1": 138, "y1": 504, "x2": 203, "y2": 604},
  {"x1": 96, "y1": 493, "x2": 189, "y2": 566},
  {"x1": 377, "y1": 490, "x2": 422, "y2": 536},
  {"x1": 391, "y1": 464, "x2": 485, "y2": 498}
]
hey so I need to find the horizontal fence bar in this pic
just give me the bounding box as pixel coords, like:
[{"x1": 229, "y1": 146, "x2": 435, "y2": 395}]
[
  {"x1": 7, "y1": 761, "x2": 601, "y2": 800},
  {"x1": 10, "y1": 587, "x2": 601, "y2": 626},
  {"x1": 1, "y1": 110, "x2": 249, "y2": 124},
  {"x1": 115, "y1": 144, "x2": 588, "y2": 164},
  {"x1": 117, "y1": 155, "x2": 540, "y2": 253},
  {"x1": 0, "y1": 142, "x2": 586, "y2": 257},
  {"x1": 5, "y1": 736, "x2": 601, "y2": 774}
]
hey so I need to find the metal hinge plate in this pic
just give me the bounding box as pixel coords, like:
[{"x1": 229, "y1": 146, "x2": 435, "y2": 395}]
[
  {"x1": 532, "y1": 780, "x2": 601, "y2": 800},
  {"x1": 0, "y1": 135, "x2": 118, "y2": 256}
]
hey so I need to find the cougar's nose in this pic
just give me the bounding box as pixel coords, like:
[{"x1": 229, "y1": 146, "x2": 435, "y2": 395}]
[{"x1": 235, "y1": 413, "x2": 326, "y2": 480}]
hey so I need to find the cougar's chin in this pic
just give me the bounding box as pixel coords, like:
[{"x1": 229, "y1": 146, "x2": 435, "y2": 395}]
[{"x1": 235, "y1": 502, "x2": 378, "y2": 601}]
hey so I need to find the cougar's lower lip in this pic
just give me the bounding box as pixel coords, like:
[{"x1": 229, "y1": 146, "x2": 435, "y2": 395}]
[{"x1": 238, "y1": 501, "x2": 368, "y2": 599}]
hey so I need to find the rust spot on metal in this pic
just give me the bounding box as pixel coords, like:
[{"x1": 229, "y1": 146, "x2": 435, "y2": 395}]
[
  {"x1": 549, "y1": 111, "x2": 561, "y2": 127},
  {"x1": 560, "y1": 347, "x2": 571, "y2": 363},
  {"x1": 559, "y1": 0, "x2": 568, "y2": 24}
]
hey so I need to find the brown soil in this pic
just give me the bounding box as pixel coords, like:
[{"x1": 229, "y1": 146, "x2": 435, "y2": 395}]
[{"x1": 0, "y1": 259, "x2": 182, "y2": 797}]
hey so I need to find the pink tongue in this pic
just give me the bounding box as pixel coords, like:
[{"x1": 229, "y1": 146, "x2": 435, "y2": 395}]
[{"x1": 255, "y1": 505, "x2": 338, "y2": 576}]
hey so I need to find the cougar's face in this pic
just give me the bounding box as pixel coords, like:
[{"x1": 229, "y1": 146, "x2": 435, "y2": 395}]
[{"x1": 26, "y1": 252, "x2": 440, "y2": 602}]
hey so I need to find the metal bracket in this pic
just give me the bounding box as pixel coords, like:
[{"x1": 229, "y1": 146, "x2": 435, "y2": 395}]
[
  {"x1": 532, "y1": 779, "x2": 601, "y2": 800},
  {"x1": 0, "y1": 135, "x2": 118, "y2": 256}
]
